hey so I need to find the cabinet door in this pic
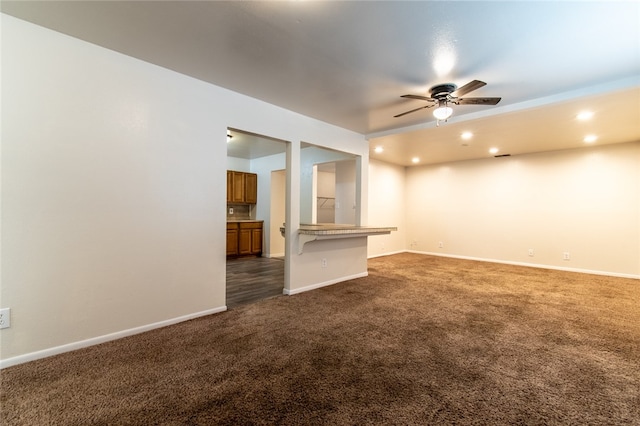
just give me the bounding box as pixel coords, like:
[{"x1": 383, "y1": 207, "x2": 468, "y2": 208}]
[
  {"x1": 226, "y1": 171, "x2": 233, "y2": 203},
  {"x1": 238, "y1": 229, "x2": 252, "y2": 255},
  {"x1": 226, "y1": 229, "x2": 238, "y2": 255},
  {"x1": 251, "y1": 228, "x2": 262, "y2": 255},
  {"x1": 245, "y1": 173, "x2": 258, "y2": 204},
  {"x1": 232, "y1": 172, "x2": 245, "y2": 203}
]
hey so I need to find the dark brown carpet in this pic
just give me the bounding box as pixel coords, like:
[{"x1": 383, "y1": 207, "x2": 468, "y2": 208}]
[{"x1": 2, "y1": 253, "x2": 639, "y2": 425}]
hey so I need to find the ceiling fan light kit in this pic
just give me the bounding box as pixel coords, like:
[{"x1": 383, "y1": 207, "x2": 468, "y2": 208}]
[
  {"x1": 433, "y1": 101, "x2": 453, "y2": 121},
  {"x1": 395, "y1": 80, "x2": 501, "y2": 124}
]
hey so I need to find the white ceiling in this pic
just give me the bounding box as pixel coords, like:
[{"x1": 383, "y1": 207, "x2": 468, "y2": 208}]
[{"x1": 3, "y1": 1, "x2": 639, "y2": 166}]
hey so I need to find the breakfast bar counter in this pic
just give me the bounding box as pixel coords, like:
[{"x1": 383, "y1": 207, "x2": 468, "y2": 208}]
[{"x1": 280, "y1": 223, "x2": 397, "y2": 254}]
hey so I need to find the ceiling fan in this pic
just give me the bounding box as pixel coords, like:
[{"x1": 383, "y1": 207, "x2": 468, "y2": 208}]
[{"x1": 394, "y1": 80, "x2": 501, "y2": 123}]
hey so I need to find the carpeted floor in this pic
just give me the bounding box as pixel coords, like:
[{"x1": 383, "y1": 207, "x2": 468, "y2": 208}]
[{"x1": 2, "y1": 253, "x2": 639, "y2": 425}]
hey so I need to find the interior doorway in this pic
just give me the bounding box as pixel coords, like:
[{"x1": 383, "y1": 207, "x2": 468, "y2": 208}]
[{"x1": 225, "y1": 128, "x2": 288, "y2": 309}]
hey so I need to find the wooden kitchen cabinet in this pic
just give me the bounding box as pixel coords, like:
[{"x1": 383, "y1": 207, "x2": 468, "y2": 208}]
[
  {"x1": 227, "y1": 221, "x2": 262, "y2": 258},
  {"x1": 226, "y1": 222, "x2": 239, "y2": 256},
  {"x1": 226, "y1": 171, "x2": 233, "y2": 203},
  {"x1": 244, "y1": 173, "x2": 257, "y2": 204},
  {"x1": 227, "y1": 170, "x2": 257, "y2": 204},
  {"x1": 231, "y1": 171, "x2": 245, "y2": 203}
]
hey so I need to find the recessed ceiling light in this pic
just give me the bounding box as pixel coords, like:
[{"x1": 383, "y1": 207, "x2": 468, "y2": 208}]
[
  {"x1": 461, "y1": 131, "x2": 473, "y2": 140},
  {"x1": 577, "y1": 111, "x2": 594, "y2": 121},
  {"x1": 374, "y1": 146, "x2": 384, "y2": 153},
  {"x1": 584, "y1": 134, "x2": 598, "y2": 143},
  {"x1": 489, "y1": 147, "x2": 499, "y2": 154},
  {"x1": 412, "y1": 157, "x2": 420, "y2": 164}
]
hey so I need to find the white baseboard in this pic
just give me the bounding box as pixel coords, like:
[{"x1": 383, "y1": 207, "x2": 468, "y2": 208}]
[
  {"x1": 406, "y1": 250, "x2": 640, "y2": 280},
  {"x1": 0, "y1": 306, "x2": 227, "y2": 369},
  {"x1": 266, "y1": 252, "x2": 285, "y2": 258},
  {"x1": 284, "y1": 272, "x2": 369, "y2": 295},
  {"x1": 368, "y1": 250, "x2": 405, "y2": 259}
]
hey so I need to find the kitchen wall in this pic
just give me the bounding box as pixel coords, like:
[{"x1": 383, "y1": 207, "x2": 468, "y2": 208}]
[
  {"x1": 269, "y1": 170, "x2": 287, "y2": 257},
  {"x1": 1, "y1": 15, "x2": 369, "y2": 366},
  {"x1": 226, "y1": 157, "x2": 250, "y2": 172},
  {"x1": 249, "y1": 152, "x2": 287, "y2": 258},
  {"x1": 404, "y1": 141, "x2": 640, "y2": 277}
]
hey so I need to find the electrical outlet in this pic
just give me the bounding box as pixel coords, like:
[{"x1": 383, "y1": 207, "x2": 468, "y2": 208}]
[
  {"x1": 321, "y1": 258, "x2": 327, "y2": 268},
  {"x1": 438, "y1": 241, "x2": 444, "y2": 248},
  {"x1": 563, "y1": 251, "x2": 570, "y2": 261},
  {"x1": 528, "y1": 249, "x2": 534, "y2": 257},
  {"x1": 0, "y1": 308, "x2": 11, "y2": 329},
  {"x1": 229, "y1": 207, "x2": 234, "y2": 215}
]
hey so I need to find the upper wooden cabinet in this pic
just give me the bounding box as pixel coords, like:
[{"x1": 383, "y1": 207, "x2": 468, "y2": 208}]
[
  {"x1": 227, "y1": 170, "x2": 257, "y2": 204},
  {"x1": 231, "y1": 171, "x2": 245, "y2": 203},
  {"x1": 244, "y1": 173, "x2": 257, "y2": 204}
]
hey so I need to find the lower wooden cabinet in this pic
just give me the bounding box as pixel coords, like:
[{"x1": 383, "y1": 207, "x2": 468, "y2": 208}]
[
  {"x1": 227, "y1": 221, "x2": 262, "y2": 257},
  {"x1": 226, "y1": 225, "x2": 239, "y2": 256}
]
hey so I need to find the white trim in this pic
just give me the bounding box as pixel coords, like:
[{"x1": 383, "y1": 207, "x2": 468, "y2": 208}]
[
  {"x1": 407, "y1": 250, "x2": 640, "y2": 280},
  {"x1": 0, "y1": 306, "x2": 227, "y2": 369},
  {"x1": 283, "y1": 272, "x2": 369, "y2": 296},
  {"x1": 266, "y1": 252, "x2": 285, "y2": 258},
  {"x1": 368, "y1": 250, "x2": 405, "y2": 259}
]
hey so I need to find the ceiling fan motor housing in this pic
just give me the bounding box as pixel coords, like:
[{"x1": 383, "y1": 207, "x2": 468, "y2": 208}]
[{"x1": 429, "y1": 83, "x2": 457, "y2": 99}]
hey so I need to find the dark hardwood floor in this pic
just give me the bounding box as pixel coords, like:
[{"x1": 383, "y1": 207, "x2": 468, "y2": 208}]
[{"x1": 226, "y1": 256, "x2": 285, "y2": 309}]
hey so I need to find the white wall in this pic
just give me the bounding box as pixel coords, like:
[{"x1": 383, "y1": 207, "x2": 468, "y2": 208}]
[
  {"x1": 317, "y1": 171, "x2": 336, "y2": 199},
  {"x1": 405, "y1": 142, "x2": 640, "y2": 277},
  {"x1": 250, "y1": 152, "x2": 287, "y2": 257},
  {"x1": 335, "y1": 160, "x2": 356, "y2": 225},
  {"x1": 226, "y1": 157, "x2": 251, "y2": 172},
  {"x1": 1, "y1": 15, "x2": 370, "y2": 365},
  {"x1": 300, "y1": 146, "x2": 356, "y2": 224},
  {"x1": 269, "y1": 170, "x2": 286, "y2": 257},
  {"x1": 316, "y1": 170, "x2": 335, "y2": 223},
  {"x1": 2, "y1": 15, "x2": 227, "y2": 363},
  {"x1": 284, "y1": 237, "x2": 369, "y2": 295},
  {"x1": 367, "y1": 159, "x2": 407, "y2": 257}
]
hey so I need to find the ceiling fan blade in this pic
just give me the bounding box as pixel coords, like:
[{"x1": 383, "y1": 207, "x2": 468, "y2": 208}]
[
  {"x1": 453, "y1": 80, "x2": 486, "y2": 97},
  {"x1": 400, "y1": 94, "x2": 436, "y2": 102},
  {"x1": 457, "y1": 97, "x2": 502, "y2": 105},
  {"x1": 394, "y1": 104, "x2": 434, "y2": 118}
]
